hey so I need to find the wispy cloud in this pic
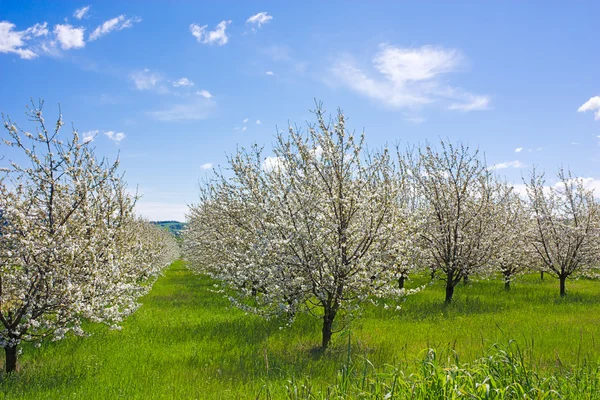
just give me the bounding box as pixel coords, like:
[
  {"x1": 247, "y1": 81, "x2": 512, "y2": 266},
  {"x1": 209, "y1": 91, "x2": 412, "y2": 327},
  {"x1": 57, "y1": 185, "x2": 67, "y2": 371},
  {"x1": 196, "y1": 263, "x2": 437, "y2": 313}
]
[
  {"x1": 578, "y1": 96, "x2": 600, "y2": 121},
  {"x1": 103, "y1": 130, "x2": 126, "y2": 143},
  {"x1": 331, "y1": 44, "x2": 490, "y2": 115},
  {"x1": 81, "y1": 129, "x2": 98, "y2": 143},
  {"x1": 256, "y1": 120, "x2": 261, "y2": 124},
  {"x1": 190, "y1": 21, "x2": 231, "y2": 46},
  {"x1": 148, "y1": 98, "x2": 215, "y2": 121},
  {"x1": 265, "y1": 70, "x2": 274, "y2": 76},
  {"x1": 54, "y1": 24, "x2": 85, "y2": 49},
  {"x1": 172, "y1": 77, "x2": 194, "y2": 87},
  {"x1": 492, "y1": 160, "x2": 525, "y2": 170},
  {"x1": 26, "y1": 23, "x2": 49, "y2": 38},
  {"x1": 130, "y1": 68, "x2": 164, "y2": 91},
  {"x1": 200, "y1": 163, "x2": 213, "y2": 170},
  {"x1": 515, "y1": 147, "x2": 523, "y2": 153},
  {"x1": 73, "y1": 6, "x2": 90, "y2": 20},
  {"x1": 242, "y1": 118, "x2": 249, "y2": 123},
  {"x1": 89, "y1": 15, "x2": 141, "y2": 41},
  {"x1": 448, "y1": 94, "x2": 490, "y2": 111},
  {"x1": 196, "y1": 90, "x2": 212, "y2": 98},
  {"x1": 246, "y1": 12, "x2": 273, "y2": 28}
]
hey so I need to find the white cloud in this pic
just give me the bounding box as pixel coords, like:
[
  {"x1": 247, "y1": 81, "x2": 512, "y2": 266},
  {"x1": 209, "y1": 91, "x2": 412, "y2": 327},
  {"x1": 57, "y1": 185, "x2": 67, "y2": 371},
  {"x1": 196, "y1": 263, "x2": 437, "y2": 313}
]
[
  {"x1": 241, "y1": 126, "x2": 247, "y2": 132},
  {"x1": 492, "y1": 160, "x2": 525, "y2": 170},
  {"x1": 331, "y1": 44, "x2": 489, "y2": 114},
  {"x1": 172, "y1": 77, "x2": 194, "y2": 87},
  {"x1": 200, "y1": 163, "x2": 213, "y2": 170},
  {"x1": 265, "y1": 70, "x2": 274, "y2": 76},
  {"x1": 74, "y1": 6, "x2": 90, "y2": 20},
  {"x1": 256, "y1": 119, "x2": 261, "y2": 124},
  {"x1": 196, "y1": 89, "x2": 213, "y2": 98},
  {"x1": 511, "y1": 180, "x2": 600, "y2": 199},
  {"x1": 515, "y1": 147, "x2": 523, "y2": 153},
  {"x1": 190, "y1": 21, "x2": 231, "y2": 46},
  {"x1": 148, "y1": 99, "x2": 215, "y2": 121},
  {"x1": 527, "y1": 147, "x2": 543, "y2": 153},
  {"x1": 135, "y1": 201, "x2": 188, "y2": 221},
  {"x1": 448, "y1": 94, "x2": 490, "y2": 111},
  {"x1": 242, "y1": 118, "x2": 249, "y2": 123},
  {"x1": 0, "y1": 21, "x2": 39, "y2": 59},
  {"x1": 103, "y1": 131, "x2": 125, "y2": 143},
  {"x1": 246, "y1": 12, "x2": 273, "y2": 28},
  {"x1": 54, "y1": 24, "x2": 85, "y2": 49},
  {"x1": 81, "y1": 129, "x2": 98, "y2": 143},
  {"x1": 89, "y1": 15, "x2": 141, "y2": 41},
  {"x1": 571, "y1": 177, "x2": 600, "y2": 195},
  {"x1": 24, "y1": 22, "x2": 49, "y2": 38},
  {"x1": 262, "y1": 156, "x2": 283, "y2": 171},
  {"x1": 578, "y1": 96, "x2": 600, "y2": 121},
  {"x1": 130, "y1": 68, "x2": 163, "y2": 90}
]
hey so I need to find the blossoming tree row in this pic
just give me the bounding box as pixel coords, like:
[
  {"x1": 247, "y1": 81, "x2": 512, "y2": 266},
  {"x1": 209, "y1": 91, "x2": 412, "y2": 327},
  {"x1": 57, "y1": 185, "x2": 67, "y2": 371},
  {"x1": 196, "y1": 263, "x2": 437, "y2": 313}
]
[
  {"x1": 184, "y1": 104, "x2": 600, "y2": 349},
  {"x1": 0, "y1": 101, "x2": 180, "y2": 373}
]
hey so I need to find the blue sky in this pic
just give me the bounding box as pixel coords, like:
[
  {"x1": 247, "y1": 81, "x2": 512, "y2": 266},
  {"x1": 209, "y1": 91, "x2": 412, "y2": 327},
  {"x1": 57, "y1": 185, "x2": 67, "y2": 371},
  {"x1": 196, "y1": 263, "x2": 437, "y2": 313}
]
[{"x1": 1, "y1": 1, "x2": 599, "y2": 220}]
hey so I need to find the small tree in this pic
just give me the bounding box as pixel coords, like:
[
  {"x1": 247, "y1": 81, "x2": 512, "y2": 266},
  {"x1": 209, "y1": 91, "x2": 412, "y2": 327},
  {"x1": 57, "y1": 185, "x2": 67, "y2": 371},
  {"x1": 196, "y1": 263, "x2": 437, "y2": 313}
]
[
  {"x1": 524, "y1": 168, "x2": 600, "y2": 296},
  {"x1": 489, "y1": 189, "x2": 533, "y2": 291},
  {"x1": 0, "y1": 102, "x2": 173, "y2": 373},
  {"x1": 404, "y1": 141, "x2": 505, "y2": 303},
  {"x1": 185, "y1": 105, "x2": 414, "y2": 349},
  {"x1": 386, "y1": 173, "x2": 426, "y2": 290}
]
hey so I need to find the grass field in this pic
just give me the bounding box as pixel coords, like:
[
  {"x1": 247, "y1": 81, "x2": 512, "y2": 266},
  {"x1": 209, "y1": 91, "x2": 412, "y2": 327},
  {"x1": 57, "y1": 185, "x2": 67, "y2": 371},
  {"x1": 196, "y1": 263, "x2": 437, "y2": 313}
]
[{"x1": 2, "y1": 260, "x2": 600, "y2": 399}]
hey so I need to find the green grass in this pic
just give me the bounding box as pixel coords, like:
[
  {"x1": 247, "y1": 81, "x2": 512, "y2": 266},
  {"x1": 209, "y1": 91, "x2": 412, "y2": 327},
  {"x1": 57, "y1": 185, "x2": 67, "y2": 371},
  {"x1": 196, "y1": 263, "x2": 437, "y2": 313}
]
[{"x1": 1, "y1": 261, "x2": 600, "y2": 399}]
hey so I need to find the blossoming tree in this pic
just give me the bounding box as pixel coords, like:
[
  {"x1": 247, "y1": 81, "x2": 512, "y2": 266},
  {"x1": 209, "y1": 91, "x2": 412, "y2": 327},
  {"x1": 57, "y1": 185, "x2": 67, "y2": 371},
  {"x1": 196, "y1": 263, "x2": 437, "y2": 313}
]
[
  {"x1": 403, "y1": 141, "x2": 507, "y2": 303},
  {"x1": 185, "y1": 105, "x2": 415, "y2": 349},
  {"x1": 489, "y1": 188, "x2": 534, "y2": 290},
  {"x1": 524, "y1": 168, "x2": 600, "y2": 296},
  {"x1": 0, "y1": 102, "x2": 178, "y2": 373}
]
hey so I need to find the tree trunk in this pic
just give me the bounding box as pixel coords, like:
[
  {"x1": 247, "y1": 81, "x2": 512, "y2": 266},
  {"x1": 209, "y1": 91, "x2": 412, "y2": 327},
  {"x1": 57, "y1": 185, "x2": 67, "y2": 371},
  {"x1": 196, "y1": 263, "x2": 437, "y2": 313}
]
[
  {"x1": 504, "y1": 280, "x2": 510, "y2": 291},
  {"x1": 445, "y1": 282, "x2": 455, "y2": 304},
  {"x1": 430, "y1": 268, "x2": 435, "y2": 280},
  {"x1": 540, "y1": 271, "x2": 544, "y2": 280},
  {"x1": 463, "y1": 274, "x2": 469, "y2": 285},
  {"x1": 4, "y1": 345, "x2": 17, "y2": 373},
  {"x1": 559, "y1": 275, "x2": 566, "y2": 297},
  {"x1": 321, "y1": 309, "x2": 337, "y2": 349},
  {"x1": 398, "y1": 276, "x2": 405, "y2": 290}
]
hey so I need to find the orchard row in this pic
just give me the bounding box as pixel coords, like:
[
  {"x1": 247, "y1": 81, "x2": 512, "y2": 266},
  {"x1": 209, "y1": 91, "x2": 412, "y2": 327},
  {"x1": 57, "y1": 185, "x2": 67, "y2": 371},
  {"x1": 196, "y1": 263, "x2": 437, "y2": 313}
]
[
  {"x1": 184, "y1": 104, "x2": 600, "y2": 349},
  {"x1": 0, "y1": 101, "x2": 180, "y2": 373}
]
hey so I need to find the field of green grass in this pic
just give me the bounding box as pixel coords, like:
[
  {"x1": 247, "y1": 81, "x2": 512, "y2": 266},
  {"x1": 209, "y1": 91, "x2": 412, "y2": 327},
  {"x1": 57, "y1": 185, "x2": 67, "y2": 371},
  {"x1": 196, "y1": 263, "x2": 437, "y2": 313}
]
[{"x1": 2, "y1": 260, "x2": 600, "y2": 399}]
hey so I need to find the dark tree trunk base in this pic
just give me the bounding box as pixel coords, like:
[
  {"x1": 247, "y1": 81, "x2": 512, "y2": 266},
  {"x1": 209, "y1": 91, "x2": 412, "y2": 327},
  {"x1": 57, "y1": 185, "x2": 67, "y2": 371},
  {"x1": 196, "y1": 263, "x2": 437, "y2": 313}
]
[
  {"x1": 560, "y1": 275, "x2": 566, "y2": 296},
  {"x1": 398, "y1": 276, "x2": 406, "y2": 290},
  {"x1": 4, "y1": 345, "x2": 17, "y2": 374},
  {"x1": 445, "y1": 284, "x2": 455, "y2": 304},
  {"x1": 321, "y1": 310, "x2": 337, "y2": 349},
  {"x1": 505, "y1": 280, "x2": 510, "y2": 291}
]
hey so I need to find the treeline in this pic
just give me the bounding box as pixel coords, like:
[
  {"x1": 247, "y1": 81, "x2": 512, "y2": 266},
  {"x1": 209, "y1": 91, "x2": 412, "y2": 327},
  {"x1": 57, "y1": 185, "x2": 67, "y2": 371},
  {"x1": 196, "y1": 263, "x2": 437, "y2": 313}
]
[{"x1": 152, "y1": 221, "x2": 188, "y2": 236}]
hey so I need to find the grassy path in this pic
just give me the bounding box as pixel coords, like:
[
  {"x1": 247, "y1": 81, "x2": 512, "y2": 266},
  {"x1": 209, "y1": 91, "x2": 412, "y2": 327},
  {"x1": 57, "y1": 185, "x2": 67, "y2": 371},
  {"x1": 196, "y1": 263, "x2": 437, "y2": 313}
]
[{"x1": 2, "y1": 260, "x2": 600, "y2": 398}]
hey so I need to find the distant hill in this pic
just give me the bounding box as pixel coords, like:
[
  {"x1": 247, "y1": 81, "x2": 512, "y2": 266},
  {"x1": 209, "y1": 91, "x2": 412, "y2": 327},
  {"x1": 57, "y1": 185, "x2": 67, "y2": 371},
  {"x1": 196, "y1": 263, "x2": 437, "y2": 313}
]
[{"x1": 152, "y1": 221, "x2": 187, "y2": 237}]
